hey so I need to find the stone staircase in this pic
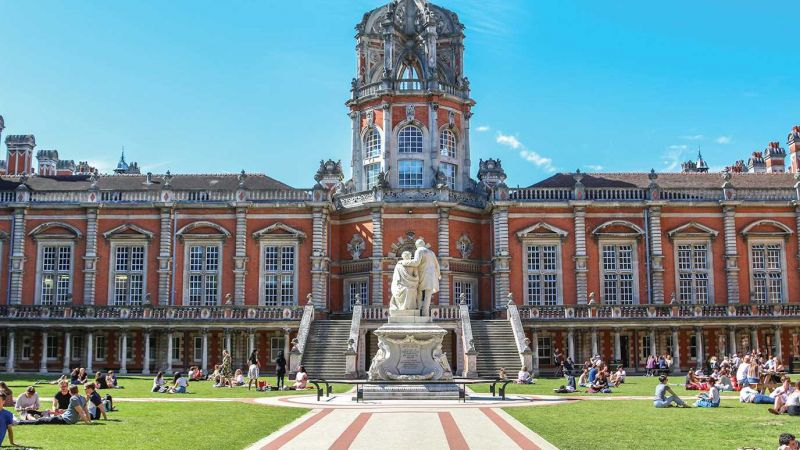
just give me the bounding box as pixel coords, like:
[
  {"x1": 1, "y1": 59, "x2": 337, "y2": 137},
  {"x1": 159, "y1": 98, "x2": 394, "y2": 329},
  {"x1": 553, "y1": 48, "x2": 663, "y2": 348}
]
[
  {"x1": 471, "y1": 320, "x2": 522, "y2": 378},
  {"x1": 300, "y1": 320, "x2": 351, "y2": 380}
]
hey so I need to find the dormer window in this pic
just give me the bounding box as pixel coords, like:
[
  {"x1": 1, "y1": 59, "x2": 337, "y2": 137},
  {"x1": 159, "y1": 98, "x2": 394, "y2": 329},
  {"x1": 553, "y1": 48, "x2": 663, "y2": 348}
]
[
  {"x1": 398, "y1": 63, "x2": 422, "y2": 90},
  {"x1": 398, "y1": 126, "x2": 423, "y2": 153}
]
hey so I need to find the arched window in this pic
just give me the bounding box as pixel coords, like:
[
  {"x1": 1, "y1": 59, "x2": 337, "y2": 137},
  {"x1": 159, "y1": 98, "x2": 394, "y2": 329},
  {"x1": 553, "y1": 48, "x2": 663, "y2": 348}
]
[
  {"x1": 363, "y1": 128, "x2": 382, "y2": 159},
  {"x1": 440, "y1": 129, "x2": 456, "y2": 158},
  {"x1": 398, "y1": 64, "x2": 422, "y2": 90},
  {"x1": 398, "y1": 126, "x2": 424, "y2": 153}
]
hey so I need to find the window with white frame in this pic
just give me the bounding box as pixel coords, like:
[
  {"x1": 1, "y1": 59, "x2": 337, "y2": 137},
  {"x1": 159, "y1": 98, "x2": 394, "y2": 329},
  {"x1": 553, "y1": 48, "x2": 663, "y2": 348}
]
[
  {"x1": 112, "y1": 244, "x2": 146, "y2": 306},
  {"x1": 524, "y1": 243, "x2": 560, "y2": 305},
  {"x1": 172, "y1": 336, "x2": 182, "y2": 362},
  {"x1": 262, "y1": 244, "x2": 296, "y2": 306},
  {"x1": 639, "y1": 335, "x2": 651, "y2": 360},
  {"x1": 21, "y1": 336, "x2": 31, "y2": 360},
  {"x1": 440, "y1": 162, "x2": 457, "y2": 189},
  {"x1": 365, "y1": 163, "x2": 381, "y2": 190},
  {"x1": 187, "y1": 244, "x2": 220, "y2": 306},
  {"x1": 454, "y1": 278, "x2": 476, "y2": 309},
  {"x1": 689, "y1": 335, "x2": 697, "y2": 359},
  {"x1": 398, "y1": 160, "x2": 423, "y2": 188},
  {"x1": 538, "y1": 336, "x2": 552, "y2": 364},
  {"x1": 601, "y1": 243, "x2": 636, "y2": 304},
  {"x1": 95, "y1": 335, "x2": 106, "y2": 361},
  {"x1": 46, "y1": 335, "x2": 58, "y2": 359},
  {"x1": 750, "y1": 242, "x2": 785, "y2": 303},
  {"x1": 38, "y1": 244, "x2": 72, "y2": 305},
  {"x1": 440, "y1": 129, "x2": 456, "y2": 158},
  {"x1": 345, "y1": 278, "x2": 369, "y2": 310},
  {"x1": 0, "y1": 335, "x2": 7, "y2": 359},
  {"x1": 676, "y1": 242, "x2": 710, "y2": 304},
  {"x1": 270, "y1": 337, "x2": 285, "y2": 362},
  {"x1": 364, "y1": 128, "x2": 382, "y2": 159},
  {"x1": 398, "y1": 125, "x2": 423, "y2": 153},
  {"x1": 193, "y1": 337, "x2": 203, "y2": 361},
  {"x1": 72, "y1": 335, "x2": 83, "y2": 360}
]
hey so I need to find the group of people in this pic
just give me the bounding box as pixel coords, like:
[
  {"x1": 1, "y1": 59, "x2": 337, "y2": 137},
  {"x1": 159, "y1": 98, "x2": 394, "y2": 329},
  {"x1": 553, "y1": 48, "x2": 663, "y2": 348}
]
[
  {"x1": 554, "y1": 355, "x2": 627, "y2": 394},
  {"x1": 644, "y1": 354, "x2": 674, "y2": 376}
]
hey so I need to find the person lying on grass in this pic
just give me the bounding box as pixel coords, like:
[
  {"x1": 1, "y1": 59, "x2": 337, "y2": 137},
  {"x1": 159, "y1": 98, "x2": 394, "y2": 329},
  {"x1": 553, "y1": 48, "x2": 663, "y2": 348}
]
[
  {"x1": 769, "y1": 380, "x2": 800, "y2": 416},
  {"x1": 739, "y1": 381, "x2": 773, "y2": 404},
  {"x1": 19, "y1": 385, "x2": 91, "y2": 425},
  {"x1": 654, "y1": 374, "x2": 689, "y2": 408}
]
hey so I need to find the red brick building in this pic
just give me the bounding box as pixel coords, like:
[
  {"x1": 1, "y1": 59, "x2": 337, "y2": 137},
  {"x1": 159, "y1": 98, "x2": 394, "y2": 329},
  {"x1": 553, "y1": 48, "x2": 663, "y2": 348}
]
[{"x1": 1, "y1": 0, "x2": 800, "y2": 378}]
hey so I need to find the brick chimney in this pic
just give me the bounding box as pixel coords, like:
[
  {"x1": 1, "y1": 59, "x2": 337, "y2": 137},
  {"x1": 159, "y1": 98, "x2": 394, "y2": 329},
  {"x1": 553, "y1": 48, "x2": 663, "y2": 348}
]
[
  {"x1": 765, "y1": 141, "x2": 786, "y2": 173},
  {"x1": 747, "y1": 151, "x2": 766, "y2": 173},
  {"x1": 788, "y1": 125, "x2": 800, "y2": 173},
  {"x1": 36, "y1": 149, "x2": 59, "y2": 176},
  {"x1": 5, "y1": 134, "x2": 36, "y2": 176}
]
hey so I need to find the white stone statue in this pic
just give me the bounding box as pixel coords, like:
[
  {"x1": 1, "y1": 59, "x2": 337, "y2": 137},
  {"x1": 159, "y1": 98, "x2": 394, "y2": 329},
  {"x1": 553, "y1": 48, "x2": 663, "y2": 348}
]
[
  {"x1": 400, "y1": 238, "x2": 441, "y2": 316},
  {"x1": 390, "y1": 251, "x2": 419, "y2": 311}
]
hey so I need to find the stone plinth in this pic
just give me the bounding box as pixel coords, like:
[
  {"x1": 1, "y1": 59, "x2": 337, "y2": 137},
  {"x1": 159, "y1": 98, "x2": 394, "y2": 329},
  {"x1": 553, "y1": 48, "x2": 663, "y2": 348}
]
[
  {"x1": 361, "y1": 383, "x2": 460, "y2": 401},
  {"x1": 368, "y1": 322, "x2": 453, "y2": 381}
]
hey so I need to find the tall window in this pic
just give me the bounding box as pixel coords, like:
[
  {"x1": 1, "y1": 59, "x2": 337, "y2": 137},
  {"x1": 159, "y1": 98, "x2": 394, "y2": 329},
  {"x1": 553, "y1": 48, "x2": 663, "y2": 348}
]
[
  {"x1": 525, "y1": 244, "x2": 560, "y2": 305},
  {"x1": 171, "y1": 336, "x2": 182, "y2": 361},
  {"x1": 364, "y1": 128, "x2": 382, "y2": 159},
  {"x1": 95, "y1": 335, "x2": 106, "y2": 361},
  {"x1": 39, "y1": 244, "x2": 72, "y2": 305},
  {"x1": 187, "y1": 244, "x2": 220, "y2": 306},
  {"x1": 454, "y1": 279, "x2": 476, "y2": 309},
  {"x1": 440, "y1": 162, "x2": 456, "y2": 189},
  {"x1": 365, "y1": 163, "x2": 381, "y2": 190},
  {"x1": 346, "y1": 279, "x2": 368, "y2": 310},
  {"x1": 72, "y1": 335, "x2": 83, "y2": 360},
  {"x1": 751, "y1": 243, "x2": 784, "y2": 303},
  {"x1": 398, "y1": 126, "x2": 423, "y2": 153},
  {"x1": 398, "y1": 160, "x2": 423, "y2": 188},
  {"x1": 398, "y1": 64, "x2": 422, "y2": 90},
  {"x1": 676, "y1": 243, "x2": 709, "y2": 304},
  {"x1": 46, "y1": 335, "x2": 58, "y2": 359},
  {"x1": 0, "y1": 335, "x2": 7, "y2": 359},
  {"x1": 193, "y1": 337, "x2": 203, "y2": 361},
  {"x1": 112, "y1": 244, "x2": 146, "y2": 305},
  {"x1": 263, "y1": 244, "x2": 296, "y2": 306},
  {"x1": 689, "y1": 335, "x2": 698, "y2": 359},
  {"x1": 21, "y1": 337, "x2": 31, "y2": 360},
  {"x1": 601, "y1": 243, "x2": 635, "y2": 304},
  {"x1": 440, "y1": 129, "x2": 456, "y2": 158},
  {"x1": 537, "y1": 337, "x2": 552, "y2": 365}
]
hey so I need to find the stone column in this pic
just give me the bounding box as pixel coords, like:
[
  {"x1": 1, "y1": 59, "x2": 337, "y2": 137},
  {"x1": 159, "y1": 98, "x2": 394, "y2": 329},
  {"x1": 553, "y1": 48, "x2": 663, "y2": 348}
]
[
  {"x1": 648, "y1": 204, "x2": 665, "y2": 303},
  {"x1": 157, "y1": 208, "x2": 173, "y2": 305},
  {"x1": 350, "y1": 111, "x2": 362, "y2": 188},
  {"x1": 567, "y1": 329, "x2": 575, "y2": 362},
  {"x1": 201, "y1": 330, "x2": 209, "y2": 373},
  {"x1": 695, "y1": 327, "x2": 704, "y2": 368},
  {"x1": 613, "y1": 329, "x2": 621, "y2": 362},
  {"x1": 429, "y1": 103, "x2": 440, "y2": 174},
  {"x1": 531, "y1": 329, "x2": 540, "y2": 373},
  {"x1": 573, "y1": 205, "x2": 589, "y2": 304},
  {"x1": 722, "y1": 205, "x2": 740, "y2": 303},
  {"x1": 40, "y1": 331, "x2": 49, "y2": 374},
  {"x1": 751, "y1": 327, "x2": 759, "y2": 353},
  {"x1": 248, "y1": 329, "x2": 256, "y2": 355},
  {"x1": 62, "y1": 331, "x2": 71, "y2": 374},
  {"x1": 83, "y1": 208, "x2": 99, "y2": 304},
  {"x1": 491, "y1": 204, "x2": 511, "y2": 309},
  {"x1": 119, "y1": 333, "x2": 128, "y2": 375},
  {"x1": 370, "y1": 206, "x2": 384, "y2": 305},
  {"x1": 649, "y1": 329, "x2": 657, "y2": 357},
  {"x1": 381, "y1": 102, "x2": 392, "y2": 172},
  {"x1": 774, "y1": 326, "x2": 782, "y2": 358},
  {"x1": 6, "y1": 331, "x2": 15, "y2": 373},
  {"x1": 86, "y1": 331, "x2": 94, "y2": 373},
  {"x1": 9, "y1": 208, "x2": 27, "y2": 304},
  {"x1": 591, "y1": 329, "x2": 599, "y2": 356},
  {"x1": 233, "y1": 207, "x2": 248, "y2": 305},
  {"x1": 166, "y1": 331, "x2": 174, "y2": 374},
  {"x1": 437, "y1": 206, "x2": 451, "y2": 304},
  {"x1": 225, "y1": 331, "x2": 232, "y2": 354},
  {"x1": 672, "y1": 328, "x2": 681, "y2": 373},
  {"x1": 729, "y1": 327, "x2": 737, "y2": 356},
  {"x1": 310, "y1": 206, "x2": 330, "y2": 309},
  {"x1": 143, "y1": 332, "x2": 151, "y2": 376}
]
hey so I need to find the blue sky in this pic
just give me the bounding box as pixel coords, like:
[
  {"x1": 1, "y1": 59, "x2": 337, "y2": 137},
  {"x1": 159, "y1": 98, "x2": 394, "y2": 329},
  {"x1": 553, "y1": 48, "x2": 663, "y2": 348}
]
[{"x1": 0, "y1": 1, "x2": 797, "y2": 187}]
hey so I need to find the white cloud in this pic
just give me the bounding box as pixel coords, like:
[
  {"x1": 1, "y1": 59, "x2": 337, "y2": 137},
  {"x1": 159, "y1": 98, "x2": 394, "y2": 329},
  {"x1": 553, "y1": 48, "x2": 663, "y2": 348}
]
[
  {"x1": 496, "y1": 132, "x2": 555, "y2": 172},
  {"x1": 88, "y1": 159, "x2": 115, "y2": 174},
  {"x1": 496, "y1": 133, "x2": 523, "y2": 150},
  {"x1": 662, "y1": 145, "x2": 688, "y2": 172},
  {"x1": 716, "y1": 136, "x2": 733, "y2": 145},
  {"x1": 584, "y1": 164, "x2": 604, "y2": 171},
  {"x1": 475, "y1": 125, "x2": 491, "y2": 132},
  {"x1": 680, "y1": 134, "x2": 704, "y2": 141}
]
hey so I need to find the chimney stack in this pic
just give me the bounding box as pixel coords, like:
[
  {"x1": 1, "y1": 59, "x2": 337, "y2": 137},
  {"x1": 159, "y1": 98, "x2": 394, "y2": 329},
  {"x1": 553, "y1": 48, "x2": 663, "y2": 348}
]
[
  {"x1": 788, "y1": 125, "x2": 800, "y2": 173},
  {"x1": 36, "y1": 149, "x2": 59, "y2": 176},
  {"x1": 765, "y1": 141, "x2": 786, "y2": 173},
  {"x1": 5, "y1": 134, "x2": 36, "y2": 176},
  {"x1": 747, "y1": 151, "x2": 766, "y2": 173}
]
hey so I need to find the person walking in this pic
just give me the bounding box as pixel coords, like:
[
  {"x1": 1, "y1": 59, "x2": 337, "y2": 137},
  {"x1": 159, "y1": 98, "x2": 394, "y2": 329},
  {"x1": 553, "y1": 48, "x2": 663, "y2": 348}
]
[
  {"x1": 276, "y1": 350, "x2": 287, "y2": 390},
  {"x1": 247, "y1": 349, "x2": 261, "y2": 391},
  {"x1": 221, "y1": 349, "x2": 233, "y2": 388}
]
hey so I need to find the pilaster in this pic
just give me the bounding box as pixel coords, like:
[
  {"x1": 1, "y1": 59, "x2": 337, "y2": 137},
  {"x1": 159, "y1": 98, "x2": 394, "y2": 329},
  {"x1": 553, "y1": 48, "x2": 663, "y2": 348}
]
[
  {"x1": 350, "y1": 111, "x2": 362, "y2": 188},
  {"x1": 671, "y1": 328, "x2": 681, "y2": 372},
  {"x1": 143, "y1": 332, "x2": 151, "y2": 376},
  {"x1": 233, "y1": 206, "x2": 248, "y2": 305},
  {"x1": 573, "y1": 204, "x2": 588, "y2": 304},
  {"x1": 723, "y1": 204, "x2": 740, "y2": 303},
  {"x1": 648, "y1": 204, "x2": 665, "y2": 303},
  {"x1": 437, "y1": 205, "x2": 451, "y2": 304},
  {"x1": 83, "y1": 207, "x2": 99, "y2": 304},
  {"x1": 62, "y1": 331, "x2": 71, "y2": 374},
  {"x1": 158, "y1": 208, "x2": 173, "y2": 305},
  {"x1": 491, "y1": 204, "x2": 511, "y2": 309},
  {"x1": 9, "y1": 208, "x2": 26, "y2": 304},
  {"x1": 6, "y1": 331, "x2": 14, "y2": 373},
  {"x1": 370, "y1": 205, "x2": 384, "y2": 305},
  {"x1": 310, "y1": 206, "x2": 330, "y2": 309}
]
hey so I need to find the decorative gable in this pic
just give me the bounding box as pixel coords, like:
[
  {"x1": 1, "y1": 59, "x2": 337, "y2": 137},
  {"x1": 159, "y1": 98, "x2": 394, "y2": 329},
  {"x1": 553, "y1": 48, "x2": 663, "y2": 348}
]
[
  {"x1": 102, "y1": 223, "x2": 155, "y2": 241},
  {"x1": 176, "y1": 221, "x2": 231, "y2": 241},
  {"x1": 515, "y1": 222, "x2": 569, "y2": 241},
  {"x1": 592, "y1": 220, "x2": 645, "y2": 239},
  {"x1": 252, "y1": 222, "x2": 307, "y2": 241},
  {"x1": 667, "y1": 222, "x2": 719, "y2": 240},
  {"x1": 28, "y1": 222, "x2": 83, "y2": 240},
  {"x1": 741, "y1": 219, "x2": 793, "y2": 239}
]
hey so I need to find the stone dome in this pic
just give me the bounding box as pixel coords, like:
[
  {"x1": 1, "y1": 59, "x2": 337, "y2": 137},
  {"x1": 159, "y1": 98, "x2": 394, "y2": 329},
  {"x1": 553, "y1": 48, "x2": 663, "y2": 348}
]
[{"x1": 357, "y1": 0, "x2": 463, "y2": 37}]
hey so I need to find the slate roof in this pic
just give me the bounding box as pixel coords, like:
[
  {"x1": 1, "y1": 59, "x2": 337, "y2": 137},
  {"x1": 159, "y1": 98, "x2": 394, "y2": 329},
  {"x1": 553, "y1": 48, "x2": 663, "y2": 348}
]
[
  {"x1": 529, "y1": 172, "x2": 798, "y2": 189},
  {"x1": 0, "y1": 173, "x2": 297, "y2": 191}
]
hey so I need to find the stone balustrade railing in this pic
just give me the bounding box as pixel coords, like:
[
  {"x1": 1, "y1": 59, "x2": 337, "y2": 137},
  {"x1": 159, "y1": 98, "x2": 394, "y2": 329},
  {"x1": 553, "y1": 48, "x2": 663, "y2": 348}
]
[
  {"x1": 517, "y1": 303, "x2": 800, "y2": 321},
  {"x1": 336, "y1": 188, "x2": 486, "y2": 209},
  {"x1": 351, "y1": 81, "x2": 468, "y2": 100},
  {"x1": 340, "y1": 260, "x2": 372, "y2": 275},
  {"x1": 15, "y1": 188, "x2": 315, "y2": 205},
  {"x1": 507, "y1": 187, "x2": 800, "y2": 203},
  {"x1": 0, "y1": 304, "x2": 305, "y2": 321},
  {"x1": 361, "y1": 305, "x2": 461, "y2": 321}
]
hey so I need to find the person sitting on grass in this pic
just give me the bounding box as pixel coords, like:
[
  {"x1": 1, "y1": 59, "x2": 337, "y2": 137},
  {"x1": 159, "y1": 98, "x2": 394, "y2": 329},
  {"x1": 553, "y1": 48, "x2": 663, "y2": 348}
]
[
  {"x1": 0, "y1": 393, "x2": 18, "y2": 447},
  {"x1": 588, "y1": 371, "x2": 610, "y2": 393},
  {"x1": 77, "y1": 368, "x2": 88, "y2": 384},
  {"x1": 19, "y1": 385, "x2": 91, "y2": 425},
  {"x1": 292, "y1": 365, "x2": 309, "y2": 390},
  {"x1": 778, "y1": 433, "x2": 799, "y2": 450},
  {"x1": 232, "y1": 369, "x2": 246, "y2": 387},
  {"x1": 654, "y1": 374, "x2": 688, "y2": 408},
  {"x1": 70, "y1": 368, "x2": 80, "y2": 385},
  {"x1": 578, "y1": 367, "x2": 589, "y2": 387},
  {"x1": 516, "y1": 366, "x2": 534, "y2": 384},
  {"x1": 83, "y1": 383, "x2": 108, "y2": 421},
  {"x1": 170, "y1": 372, "x2": 189, "y2": 394},
  {"x1": 15, "y1": 386, "x2": 42, "y2": 420},
  {"x1": 768, "y1": 378, "x2": 796, "y2": 415},
  {"x1": 0, "y1": 382, "x2": 13, "y2": 408},
  {"x1": 685, "y1": 370, "x2": 706, "y2": 390},
  {"x1": 694, "y1": 379, "x2": 720, "y2": 408},
  {"x1": 716, "y1": 368, "x2": 734, "y2": 391},
  {"x1": 94, "y1": 371, "x2": 109, "y2": 390},
  {"x1": 106, "y1": 370, "x2": 122, "y2": 389},
  {"x1": 735, "y1": 355, "x2": 751, "y2": 389},
  {"x1": 739, "y1": 381, "x2": 774, "y2": 404},
  {"x1": 53, "y1": 381, "x2": 71, "y2": 413},
  {"x1": 498, "y1": 368, "x2": 507, "y2": 380},
  {"x1": 587, "y1": 364, "x2": 599, "y2": 385},
  {"x1": 152, "y1": 371, "x2": 167, "y2": 393},
  {"x1": 746, "y1": 359, "x2": 761, "y2": 386},
  {"x1": 609, "y1": 366, "x2": 626, "y2": 387}
]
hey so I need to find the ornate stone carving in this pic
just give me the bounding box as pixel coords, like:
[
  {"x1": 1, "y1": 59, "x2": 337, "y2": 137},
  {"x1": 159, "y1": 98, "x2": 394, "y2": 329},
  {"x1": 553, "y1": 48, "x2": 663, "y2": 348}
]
[
  {"x1": 405, "y1": 105, "x2": 415, "y2": 122},
  {"x1": 389, "y1": 231, "x2": 428, "y2": 257},
  {"x1": 455, "y1": 234, "x2": 473, "y2": 259},
  {"x1": 314, "y1": 159, "x2": 344, "y2": 190},
  {"x1": 347, "y1": 234, "x2": 366, "y2": 260}
]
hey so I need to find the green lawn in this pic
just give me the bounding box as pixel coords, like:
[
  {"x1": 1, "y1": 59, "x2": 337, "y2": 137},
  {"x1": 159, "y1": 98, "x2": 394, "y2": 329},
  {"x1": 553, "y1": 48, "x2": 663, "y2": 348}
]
[
  {"x1": 1, "y1": 375, "x2": 352, "y2": 399},
  {"x1": 506, "y1": 398, "x2": 793, "y2": 450},
  {"x1": 2, "y1": 401, "x2": 306, "y2": 449},
  {"x1": 469, "y1": 375, "x2": 756, "y2": 397}
]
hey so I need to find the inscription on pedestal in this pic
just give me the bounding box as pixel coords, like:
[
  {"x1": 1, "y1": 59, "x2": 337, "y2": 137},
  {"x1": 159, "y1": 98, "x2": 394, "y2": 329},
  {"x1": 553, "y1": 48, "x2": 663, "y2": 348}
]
[{"x1": 398, "y1": 346, "x2": 423, "y2": 372}]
